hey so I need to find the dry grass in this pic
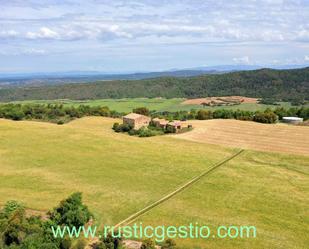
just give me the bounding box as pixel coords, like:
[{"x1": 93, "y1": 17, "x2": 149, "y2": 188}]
[{"x1": 175, "y1": 119, "x2": 309, "y2": 156}]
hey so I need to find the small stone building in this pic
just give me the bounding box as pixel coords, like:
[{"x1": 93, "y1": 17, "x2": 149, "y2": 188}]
[
  {"x1": 123, "y1": 113, "x2": 151, "y2": 130},
  {"x1": 152, "y1": 118, "x2": 169, "y2": 129},
  {"x1": 166, "y1": 121, "x2": 182, "y2": 133}
]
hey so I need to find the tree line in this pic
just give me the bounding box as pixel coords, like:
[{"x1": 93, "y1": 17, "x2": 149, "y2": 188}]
[
  {"x1": 0, "y1": 67, "x2": 308, "y2": 102},
  {"x1": 152, "y1": 106, "x2": 309, "y2": 124},
  {"x1": 0, "y1": 104, "x2": 308, "y2": 125},
  {"x1": 0, "y1": 104, "x2": 123, "y2": 124}
]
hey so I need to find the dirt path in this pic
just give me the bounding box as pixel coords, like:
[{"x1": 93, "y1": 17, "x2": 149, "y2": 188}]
[{"x1": 113, "y1": 149, "x2": 244, "y2": 229}]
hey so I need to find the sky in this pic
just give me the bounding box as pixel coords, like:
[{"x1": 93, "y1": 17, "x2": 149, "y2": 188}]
[{"x1": 0, "y1": 0, "x2": 309, "y2": 73}]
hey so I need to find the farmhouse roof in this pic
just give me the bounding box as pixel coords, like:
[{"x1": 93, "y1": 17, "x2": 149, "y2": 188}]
[{"x1": 123, "y1": 113, "x2": 149, "y2": 120}]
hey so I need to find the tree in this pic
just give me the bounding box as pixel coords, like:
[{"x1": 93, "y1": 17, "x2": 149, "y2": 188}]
[
  {"x1": 133, "y1": 107, "x2": 150, "y2": 116},
  {"x1": 48, "y1": 192, "x2": 93, "y2": 227},
  {"x1": 196, "y1": 110, "x2": 213, "y2": 120}
]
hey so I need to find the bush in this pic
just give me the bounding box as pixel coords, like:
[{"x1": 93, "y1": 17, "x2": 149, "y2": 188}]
[
  {"x1": 138, "y1": 127, "x2": 156, "y2": 137},
  {"x1": 161, "y1": 239, "x2": 177, "y2": 249},
  {"x1": 253, "y1": 111, "x2": 278, "y2": 123},
  {"x1": 3, "y1": 200, "x2": 24, "y2": 218},
  {"x1": 128, "y1": 129, "x2": 139, "y2": 136},
  {"x1": 73, "y1": 238, "x2": 87, "y2": 249},
  {"x1": 101, "y1": 233, "x2": 122, "y2": 249},
  {"x1": 141, "y1": 239, "x2": 156, "y2": 249},
  {"x1": 112, "y1": 122, "x2": 120, "y2": 131},
  {"x1": 57, "y1": 120, "x2": 65, "y2": 125},
  {"x1": 8, "y1": 109, "x2": 25, "y2": 121}
]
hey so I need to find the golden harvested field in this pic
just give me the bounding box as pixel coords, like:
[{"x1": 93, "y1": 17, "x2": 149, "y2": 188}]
[
  {"x1": 175, "y1": 119, "x2": 309, "y2": 156},
  {"x1": 182, "y1": 96, "x2": 259, "y2": 105}
]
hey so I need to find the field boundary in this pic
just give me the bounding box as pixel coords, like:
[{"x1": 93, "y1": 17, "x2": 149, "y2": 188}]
[{"x1": 113, "y1": 149, "x2": 244, "y2": 229}]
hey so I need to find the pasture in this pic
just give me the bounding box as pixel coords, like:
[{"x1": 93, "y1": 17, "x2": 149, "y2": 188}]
[{"x1": 0, "y1": 117, "x2": 308, "y2": 248}]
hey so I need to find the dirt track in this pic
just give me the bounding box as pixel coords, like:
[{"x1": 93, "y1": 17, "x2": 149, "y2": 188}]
[{"x1": 174, "y1": 119, "x2": 309, "y2": 156}]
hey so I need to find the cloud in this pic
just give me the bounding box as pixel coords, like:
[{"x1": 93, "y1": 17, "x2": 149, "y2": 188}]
[
  {"x1": 0, "y1": 0, "x2": 308, "y2": 44},
  {"x1": 26, "y1": 27, "x2": 59, "y2": 39},
  {"x1": 305, "y1": 55, "x2": 309, "y2": 61},
  {"x1": 0, "y1": 48, "x2": 46, "y2": 56},
  {"x1": 0, "y1": 0, "x2": 308, "y2": 72},
  {"x1": 233, "y1": 56, "x2": 250, "y2": 64},
  {"x1": 0, "y1": 30, "x2": 19, "y2": 39},
  {"x1": 22, "y1": 48, "x2": 46, "y2": 55}
]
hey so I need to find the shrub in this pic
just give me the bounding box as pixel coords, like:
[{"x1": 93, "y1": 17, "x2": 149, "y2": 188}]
[
  {"x1": 161, "y1": 239, "x2": 177, "y2": 249},
  {"x1": 57, "y1": 120, "x2": 65, "y2": 125},
  {"x1": 101, "y1": 233, "x2": 122, "y2": 249},
  {"x1": 73, "y1": 238, "x2": 87, "y2": 249},
  {"x1": 138, "y1": 127, "x2": 156, "y2": 137},
  {"x1": 253, "y1": 111, "x2": 278, "y2": 123},
  {"x1": 141, "y1": 239, "x2": 156, "y2": 249},
  {"x1": 3, "y1": 200, "x2": 24, "y2": 217},
  {"x1": 112, "y1": 122, "x2": 120, "y2": 131},
  {"x1": 128, "y1": 129, "x2": 139, "y2": 136}
]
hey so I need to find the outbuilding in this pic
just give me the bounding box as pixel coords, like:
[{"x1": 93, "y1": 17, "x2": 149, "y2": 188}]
[
  {"x1": 166, "y1": 121, "x2": 182, "y2": 133},
  {"x1": 282, "y1": 117, "x2": 303, "y2": 124},
  {"x1": 152, "y1": 118, "x2": 169, "y2": 129}
]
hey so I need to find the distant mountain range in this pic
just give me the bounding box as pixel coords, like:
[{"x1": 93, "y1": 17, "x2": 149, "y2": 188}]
[{"x1": 1, "y1": 64, "x2": 308, "y2": 87}]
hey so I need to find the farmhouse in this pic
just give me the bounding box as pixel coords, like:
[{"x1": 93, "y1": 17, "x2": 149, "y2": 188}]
[{"x1": 123, "y1": 113, "x2": 151, "y2": 130}]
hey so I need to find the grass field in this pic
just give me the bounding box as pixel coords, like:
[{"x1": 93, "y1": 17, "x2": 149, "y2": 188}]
[
  {"x1": 11, "y1": 98, "x2": 298, "y2": 113},
  {"x1": 0, "y1": 117, "x2": 308, "y2": 248}
]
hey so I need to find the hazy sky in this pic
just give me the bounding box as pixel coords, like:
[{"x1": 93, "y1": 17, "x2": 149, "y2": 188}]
[{"x1": 0, "y1": 0, "x2": 309, "y2": 73}]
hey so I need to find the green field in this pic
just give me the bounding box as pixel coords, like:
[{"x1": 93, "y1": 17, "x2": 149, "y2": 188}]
[
  {"x1": 0, "y1": 117, "x2": 308, "y2": 248},
  {"x1": 12, "y1": 98, "x2": 298, "y2": 113}
]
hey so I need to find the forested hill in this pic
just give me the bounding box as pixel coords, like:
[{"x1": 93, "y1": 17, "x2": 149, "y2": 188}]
[{"x1": 0, "y1": 67, "x2": 308, "y2": 102}]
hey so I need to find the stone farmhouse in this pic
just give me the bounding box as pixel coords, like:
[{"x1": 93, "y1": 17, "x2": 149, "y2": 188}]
[{"x1": 123, "y1": 113, "x2": 151, "y2": 130}]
